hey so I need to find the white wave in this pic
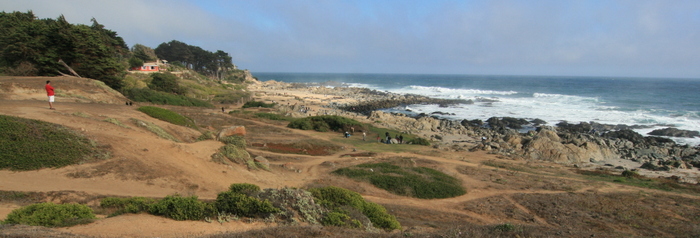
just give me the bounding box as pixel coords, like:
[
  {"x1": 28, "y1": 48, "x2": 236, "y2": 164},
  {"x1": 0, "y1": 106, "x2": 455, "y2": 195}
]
[
  {"x1": 388, "y1": 95, "x2": 700, "y2": 146},
  {"x1": 387, "y1": 85, "x2": 517, "y2": 99}
]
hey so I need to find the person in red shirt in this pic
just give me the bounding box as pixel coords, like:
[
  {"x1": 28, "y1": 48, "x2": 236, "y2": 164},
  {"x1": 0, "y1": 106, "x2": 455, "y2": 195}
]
[{"x1": 45, "y1": 80, "x2": 55, "y2": 110}]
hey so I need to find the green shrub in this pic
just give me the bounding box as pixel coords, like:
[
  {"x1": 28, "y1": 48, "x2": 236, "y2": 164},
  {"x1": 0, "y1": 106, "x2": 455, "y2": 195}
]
[
  {"x1": 254, "y1": 112, "x2": 291, "y2": 121},
  {"x1": 100, "y1": 197, "x2": 156, "y2": 216},
  {"x1": 148, "y1": 72, "x2": 184, "y2": 94},
  {"x1": 287, "y1": 119, "x2": 313, "y2": 130},
  {"x1": 147, "y1": 195, "x2": 211, "y2": 221},
  {"x1": 124, "y1": 88, "x2": 213, "y2": 107},
  {"x1": 211, "y1": 144, "x2": 251, "y2": 165},
  {"x1": 242, "y1": 101, "x2": 276, "y2": 108},
  {"x1": 287, "y1": 115, "x2": 362, "y2": 132},
  {"x1": 137, "y1": 106, "x2": 196, "y2": 128},
  {"x1": 309, "y1": 186, "x2": 401, "y2": 230},
  {"x1": 622, "y1": 170, "x2": 640, "y2": 178},
  {"x1": 360, "y1": 201, "x2": 401, "y2": 230},
  {"x1": 229, "y1": 183, "x2": 261, "y2": 194},
  {"x1": 215, "y1": 191, "x2": 279, "y2": 217},
  {"x1": 3, "y1": 203, "x2": 96, "y2": 227},
  {"x1": 333, "y1": 162, "x2": 466, "y2": 199},
  {"x1": 220, "y1": 135, "x2": 246, "y2": 148},
  {"x1": 321, "y1": 211, "x2": 352, "y2": 227},
  {"x1": 408, "y1": 137, "x2": 431, "y2": 146},
  {"x1": 0, "y1": 115, "x2": 105, "y2": 170},
  {"x1": 308, "y1": 186, "x2": 365, "y2": 208}
]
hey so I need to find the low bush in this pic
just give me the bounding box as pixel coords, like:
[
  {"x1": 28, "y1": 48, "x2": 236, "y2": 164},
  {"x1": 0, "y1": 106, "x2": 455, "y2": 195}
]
[
  {"x1": 147, "y1": 195, "x2": 212, "y2": 221},
  {"x1": 408, "y1": 137, "x2": 431, "y2": 146},
  {"x1": 100, "y1": 197, "x2": 156, "y2": 216},
  {"x1": 211, "y1": 144, "x2": 251, "y2": 165},
  {"x1": 220, "y1": 135, "x2": 246, "y2": 148},
  {"x1": 0, "y1": 115, "x2": 106, "y2": 170},
  {"x1": 229, "y1": 183, "x2": 261, "y2": 194},
  {"x1": 137, "y1": 106, "x2": 196, "y2": 128},
  {"x1": 124, "y1": 88, "x2": 213, "y2": 107},
  {"x1": 3, "y1": 203, "x2": 96, "y2": 227},
  {"x1": 287, "y1": 115, "x2": 362, "y2": 132},
  {"x1": 255, "y1": 112, "x2": 291, "y2": 121},
  {"x1": 214, "y1": 191, "x2": 279, "y2": 218},
  {"x1": 242, "y1": 101, "x2": 276, "y2": 108},
  {"x1": 333, "y1": 162, "x2": 466, "y2": 199},
  {"x1": 309, "y1": 186, "x2": 401, "y2": 230},
  {"x1": 321, "y1": 211, "x2": 357, "y2": 227}
]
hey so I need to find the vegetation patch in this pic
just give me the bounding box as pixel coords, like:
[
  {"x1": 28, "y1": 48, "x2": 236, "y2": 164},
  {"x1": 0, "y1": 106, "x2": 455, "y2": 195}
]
[
  {"x1": 251, "y1": 139, "x2": 343, "y2": 156},
  {"x1": 333, "y1": 160, "x2": 466, "y2": 199},
  {"x1": 254, "y1": 112, "x2": 293, "y2": 121},
  {"x1": 147, "y1": 195, "x2": 212, "y2": 221},
  {"x1": 103, "y1": 118, "x2": 131, "y2": 128},
  {"x1": 137, "y1": 106, "x2": 196, "y2": 128},
  {"x1": 100, "y1": 197, "x2": 156, "y2": 217},
  {"x1": 2, "y1": 203, "x2": 96, "y2": 227},
  {"x1": 309, "y1": 186, "x2": 401, "y2": 230},
  {"x1": 131, "y1": 118, "x2": 181, "y2": 142},
  {"x1": 0, "y1": 115, "x2": 108, "y2": 170},
  {"x1": 242, "y1": 101, "x2": 276, "y2": 108},
  {"x1": 124, "y1": 88, "x2": 213, "y2": 107},
  {"x1": 288, "y1": 115, "x2": 362, "y2": 132},
  {"x1": 576, "y1": 169, "x2": 700, "y2": 195}
]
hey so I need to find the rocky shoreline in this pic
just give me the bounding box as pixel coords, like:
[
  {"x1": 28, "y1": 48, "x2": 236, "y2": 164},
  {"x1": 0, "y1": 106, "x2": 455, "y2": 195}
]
[{"x1": 250, "y1": 80, "x2": 700, "y2": 183}]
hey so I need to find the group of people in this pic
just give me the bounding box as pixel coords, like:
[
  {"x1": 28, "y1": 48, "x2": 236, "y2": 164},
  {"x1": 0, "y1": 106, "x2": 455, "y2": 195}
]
[{"x1": 377, "y1": 132, "x2": 404, "y2": 144}]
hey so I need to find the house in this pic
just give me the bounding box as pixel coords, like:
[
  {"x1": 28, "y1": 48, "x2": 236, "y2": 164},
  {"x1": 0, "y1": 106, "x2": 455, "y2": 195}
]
[{"x1": 132, "y1": 62, "x2": 159, "y2": 72}]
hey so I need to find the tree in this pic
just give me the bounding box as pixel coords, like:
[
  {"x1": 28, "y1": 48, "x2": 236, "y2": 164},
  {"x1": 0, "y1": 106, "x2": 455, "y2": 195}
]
[
  {"x1": 128, "y1": 57, "x2": 144, "y2": 69},
  {"x1": 0, "y1": 11, "x2": 128, "y2": 90},
  {"x1": 132, "y1": 44, "x2": 157, "y2": 62},
  {"x1": 148, "y1": 72, "x2": 183, "y2": 94}
]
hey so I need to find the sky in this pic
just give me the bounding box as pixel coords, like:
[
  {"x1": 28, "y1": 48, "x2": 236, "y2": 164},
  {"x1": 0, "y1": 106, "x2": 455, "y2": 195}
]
[{"x1": 2, "y1": 0, "x2": 700, "y2": 78}]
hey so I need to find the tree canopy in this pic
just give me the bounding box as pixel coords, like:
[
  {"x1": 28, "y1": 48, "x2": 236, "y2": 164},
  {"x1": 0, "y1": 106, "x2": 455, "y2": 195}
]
[
  {"x1": 155, "y1": 40, "x2": 235, "y2": 79},
  {"x1": 0, "y1": 11, "x2": 129, "y2": 89}
]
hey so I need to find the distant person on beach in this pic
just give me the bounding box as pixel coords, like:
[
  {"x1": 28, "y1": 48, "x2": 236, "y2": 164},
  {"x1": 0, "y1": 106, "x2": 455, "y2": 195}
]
[{"x1": 45, "y1": 80, "x2": 55, "y2": 110}]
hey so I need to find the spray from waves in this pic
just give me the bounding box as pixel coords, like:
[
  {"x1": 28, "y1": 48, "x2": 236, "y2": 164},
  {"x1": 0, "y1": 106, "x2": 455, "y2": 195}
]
[
  {"x1": 388, "y1": 85, "x2": 518, "y2": 99},
  {"x1": 383, "y1": 92, "x2": 700, "y2": 145}
]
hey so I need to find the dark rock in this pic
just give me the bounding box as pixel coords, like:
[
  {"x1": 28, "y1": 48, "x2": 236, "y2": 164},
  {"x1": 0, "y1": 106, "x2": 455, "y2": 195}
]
[
  {"x1": 487, "y1": 117, "x2": 529, "y2": 129},
  {"x1": 461, "y1": 119, "x2": 484, "y2": 127},
  {"x1": 530, "y1": 119, "x2": 547, "y2": 125},
  {"x1": 648, "y1": 127, "x2": 700, "y2": 138}
]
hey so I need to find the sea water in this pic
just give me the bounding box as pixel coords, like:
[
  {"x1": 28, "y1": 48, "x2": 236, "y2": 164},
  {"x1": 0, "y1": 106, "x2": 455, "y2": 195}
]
[{"x1": 255, "y1": 73, "x2": 700, "y2": 146}]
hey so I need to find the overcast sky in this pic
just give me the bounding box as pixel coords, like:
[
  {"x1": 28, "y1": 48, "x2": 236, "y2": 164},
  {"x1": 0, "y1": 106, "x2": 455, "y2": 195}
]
[{"x1": 2, "y1": 0, "x2": 700, "y2": 78}]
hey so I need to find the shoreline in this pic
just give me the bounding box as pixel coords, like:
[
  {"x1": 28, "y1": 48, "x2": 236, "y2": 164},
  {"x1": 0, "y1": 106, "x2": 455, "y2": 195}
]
[{"x1": 248, "y1": 79, "x2": 700, "y2": 183}]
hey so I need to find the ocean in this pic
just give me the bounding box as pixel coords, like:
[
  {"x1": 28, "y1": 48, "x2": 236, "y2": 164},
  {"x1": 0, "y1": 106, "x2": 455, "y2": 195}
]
[{"x1": 254, "y1": 72, "x2": 700, "y2": 146}]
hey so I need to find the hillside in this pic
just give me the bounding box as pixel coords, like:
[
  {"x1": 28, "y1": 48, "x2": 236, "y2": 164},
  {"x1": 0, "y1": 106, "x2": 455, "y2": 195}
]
[{"x1": 1, "y1": 76, "x2": 699, "y2": 237}]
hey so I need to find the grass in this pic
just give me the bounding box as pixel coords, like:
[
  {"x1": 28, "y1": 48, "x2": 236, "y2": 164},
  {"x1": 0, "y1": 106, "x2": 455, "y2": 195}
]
[
  {"x1": 137, "y1": 106, "x2": 197, "y2": 129},
  {"x1": 124, "y1": 88, "x2": 214, "y2": 108},
  {"x1": 2, "y1": 203, "x2": 96, "y2": 227},
  {"x1": 333, "y1": 160, "x2": 466, "y2": 199},
  {"x1": 254, "y1": 112, "x2": 294, "y2": 121},
  {"x1": 287, "y1": 115, "x2": 363, "y2": 132},
  {"x1": 0, "y1": 115, "x2": 108, "y2": 170},
  {"x1": 103, "y1": 118, "x2": 131, "y2": 129},
  {"x1": 131, "y1": 118, "x2": 181, "y2": 142},
  {"x1": 576, "y1": 169, "x2": 700, "y2": 195}
]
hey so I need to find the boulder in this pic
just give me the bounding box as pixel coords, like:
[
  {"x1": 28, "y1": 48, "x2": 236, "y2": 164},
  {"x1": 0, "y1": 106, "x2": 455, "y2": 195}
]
[{"x1": 218, "y1": 126, "x2": 246, "y2": 140}]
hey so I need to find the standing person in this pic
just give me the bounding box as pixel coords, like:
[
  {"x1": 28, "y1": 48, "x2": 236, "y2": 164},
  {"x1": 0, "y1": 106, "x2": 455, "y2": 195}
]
[
  {"x1": 362, "y1": 131, "x2": 366, "y2": 141},
  {"x1": 45, "y1": 80, "x2": 55, "y2": 110}
]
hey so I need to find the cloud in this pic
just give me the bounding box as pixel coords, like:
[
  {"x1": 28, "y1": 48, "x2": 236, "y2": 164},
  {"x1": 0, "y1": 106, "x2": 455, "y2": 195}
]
[{"x1": 2, "y1": 0, "x2": 699, "y2": 78}]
